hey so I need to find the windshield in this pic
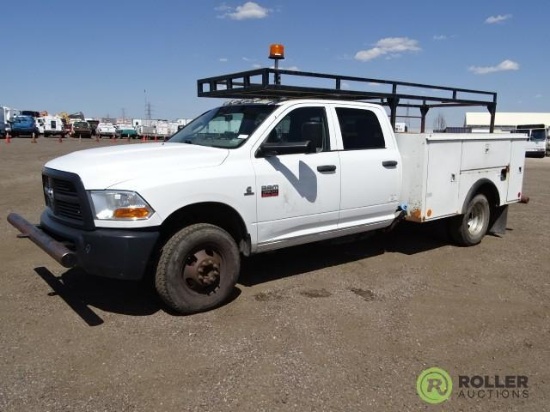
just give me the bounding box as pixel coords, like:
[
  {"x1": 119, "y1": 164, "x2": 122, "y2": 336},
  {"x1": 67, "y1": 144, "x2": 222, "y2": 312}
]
[
  {"x1": 14, "y1": 116, "x2": 33, "y2": 124},
  {"x1": 514, "y1": 127, "x2": 547, "y2": 142},
  {"x1": 168, "y1": 104, "x2": 277, "y2": 148},
  {"x1": 530, "y1": 129, "x2": 547, "y2": 141}
]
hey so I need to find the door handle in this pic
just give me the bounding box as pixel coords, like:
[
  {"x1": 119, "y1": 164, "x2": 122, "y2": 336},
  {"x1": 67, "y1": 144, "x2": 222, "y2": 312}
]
[
  {"x1": 317, "y1": 165, "x2": 337, "y2": 173},
  {"x1": 382, "y1": 160, "x2": 398, "y2": 168}
]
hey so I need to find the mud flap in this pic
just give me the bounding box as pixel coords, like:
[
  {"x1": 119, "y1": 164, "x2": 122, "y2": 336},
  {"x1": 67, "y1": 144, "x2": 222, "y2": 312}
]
[{"x1": 488, "y1": 205, "x2": 508, "y2": 236}]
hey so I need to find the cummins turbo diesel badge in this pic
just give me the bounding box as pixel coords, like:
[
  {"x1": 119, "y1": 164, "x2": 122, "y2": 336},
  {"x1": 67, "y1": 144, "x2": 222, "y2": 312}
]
[{"x1": 261, "y1": 184, "x2": 279, "y2": 198}]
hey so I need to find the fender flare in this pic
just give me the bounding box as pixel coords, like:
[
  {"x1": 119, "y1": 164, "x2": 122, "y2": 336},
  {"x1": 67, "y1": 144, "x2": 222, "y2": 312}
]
[{"x1": 460, "y1": 178, "x2": 500, "y2": 214}]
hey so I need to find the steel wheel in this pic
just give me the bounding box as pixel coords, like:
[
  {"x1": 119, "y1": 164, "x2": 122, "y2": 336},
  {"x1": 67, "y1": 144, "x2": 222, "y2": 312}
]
[
  {"x1": 466, "y1": 201, "x2": 488, "y2": 238},
  {"x1": 155, "y1": 223, "x2": 240, "y2": 314},
  {"x1": 449, "y1": 193, "x2": 491, "y2": 246},
  {"x1": 182, "y1": 247, "x2": 223, "y2": 294}
]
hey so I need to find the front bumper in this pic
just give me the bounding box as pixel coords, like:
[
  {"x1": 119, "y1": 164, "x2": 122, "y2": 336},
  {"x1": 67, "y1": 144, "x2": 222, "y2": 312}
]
[
  {"x1": 526, "y1": 148, "x2": 546, "y2": 158},
  {"x1": 8, "y1": 211, "x2": 160, "y2": 280}
]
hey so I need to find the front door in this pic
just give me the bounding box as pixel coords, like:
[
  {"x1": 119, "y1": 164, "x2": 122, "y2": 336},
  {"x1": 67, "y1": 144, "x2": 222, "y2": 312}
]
[{"x1": 252, "y1": 105, "x2": 341, "y2": 247}]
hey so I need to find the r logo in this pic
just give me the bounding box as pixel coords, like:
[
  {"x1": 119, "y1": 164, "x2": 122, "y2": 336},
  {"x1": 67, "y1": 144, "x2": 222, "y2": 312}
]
[{"x1": 416, "y1": 367, "x2": 453, "y2": 404}]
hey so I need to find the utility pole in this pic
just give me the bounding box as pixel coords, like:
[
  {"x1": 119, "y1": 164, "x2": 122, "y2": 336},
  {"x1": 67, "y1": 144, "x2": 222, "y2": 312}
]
[{"x1": 144, "y1": 89, "x2": 147, "y2": 126}]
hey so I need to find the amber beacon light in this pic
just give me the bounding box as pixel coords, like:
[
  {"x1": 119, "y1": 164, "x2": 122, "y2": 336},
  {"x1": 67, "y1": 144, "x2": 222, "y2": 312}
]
[
  {"x1": 269, "y1": 44, "x2": 285, "y2": 60},
  {"x1": 269, "y1": 44, "x2": 285, "y2": 84}
]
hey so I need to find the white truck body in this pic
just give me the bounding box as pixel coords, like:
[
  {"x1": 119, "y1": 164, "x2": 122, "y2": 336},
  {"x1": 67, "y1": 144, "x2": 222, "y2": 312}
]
[
  {"x1": 42, "y1": 100, "x2": 525, "y2": 243},
  {"x1": 38, "y1": 115, "x2": 65, "y2": 136},
  {"x1": 396, "y1": 133, "x2": 526, "y2": 222},
  {"x1": 136, "y1": 120, "x2": 178, "y2": 137}
]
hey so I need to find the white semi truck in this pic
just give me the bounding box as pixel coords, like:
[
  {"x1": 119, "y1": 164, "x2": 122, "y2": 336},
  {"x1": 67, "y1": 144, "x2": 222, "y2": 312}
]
[{"x1": 8, "y1": 52, "x2": 528, "y2": 314}]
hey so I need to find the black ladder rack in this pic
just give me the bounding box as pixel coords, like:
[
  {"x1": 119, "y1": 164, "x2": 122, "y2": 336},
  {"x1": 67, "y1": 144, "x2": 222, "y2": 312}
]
[{"x1": 197, "y1": 68, "x2": 497, "y2": 132}]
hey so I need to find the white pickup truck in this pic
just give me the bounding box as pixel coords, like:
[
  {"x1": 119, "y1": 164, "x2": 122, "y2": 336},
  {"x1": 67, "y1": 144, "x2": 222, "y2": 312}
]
[{"x1": 8, "y1": 68, "x2": 528, "y2": 314}]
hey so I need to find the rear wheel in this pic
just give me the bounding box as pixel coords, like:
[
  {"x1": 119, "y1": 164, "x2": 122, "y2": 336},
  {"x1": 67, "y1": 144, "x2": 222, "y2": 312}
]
[
  {"x1": 155, "y1": 223, "x2": 240, "y2": 314},
  {"x1": 449, "y1": 194, "x2": 490, "y2": 246}
]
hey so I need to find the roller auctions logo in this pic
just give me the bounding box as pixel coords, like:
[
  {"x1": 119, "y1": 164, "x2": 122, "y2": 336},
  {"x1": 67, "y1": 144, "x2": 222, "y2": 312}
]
[
  {"x1": 416, "y1": 367, "x2": 530, "y2": 404},
  {"x1": 416, "y1": 367, "x2": 453, "y2": 404}
]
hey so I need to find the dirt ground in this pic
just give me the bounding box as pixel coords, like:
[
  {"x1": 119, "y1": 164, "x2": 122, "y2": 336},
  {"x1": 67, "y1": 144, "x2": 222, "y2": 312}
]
[{"x1": 0, "y1": 136, "x2": 549, "y2": 412}]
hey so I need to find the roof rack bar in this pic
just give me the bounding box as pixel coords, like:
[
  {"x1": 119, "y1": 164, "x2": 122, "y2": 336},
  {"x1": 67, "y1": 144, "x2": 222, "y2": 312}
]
[
  {"x1": 198, "y1": 68, "x2": 496, "y2": 99},
  {"x1": 197, "y1": 68, "x2": 498, "y2": 131}
]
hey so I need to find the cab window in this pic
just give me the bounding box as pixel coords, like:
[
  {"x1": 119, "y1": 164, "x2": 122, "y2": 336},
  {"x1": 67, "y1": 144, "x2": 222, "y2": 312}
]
[
  {"x1": 266, "y1": 107, "x2": 329, "y2": 152},
  {"x1": 336, "y1": 108, "x2": 385, "y2": 150}
]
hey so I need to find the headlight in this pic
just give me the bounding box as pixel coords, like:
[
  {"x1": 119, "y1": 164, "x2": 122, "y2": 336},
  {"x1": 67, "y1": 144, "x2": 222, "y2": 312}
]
[{"x1": 89, "y1": 191, "x2": 154, "y2": 220}]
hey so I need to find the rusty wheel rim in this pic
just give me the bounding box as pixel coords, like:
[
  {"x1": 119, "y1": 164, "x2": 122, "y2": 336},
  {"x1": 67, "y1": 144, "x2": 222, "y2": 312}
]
[{"x1": 181, "y1": 246, "x2": 222, "y2": 294}]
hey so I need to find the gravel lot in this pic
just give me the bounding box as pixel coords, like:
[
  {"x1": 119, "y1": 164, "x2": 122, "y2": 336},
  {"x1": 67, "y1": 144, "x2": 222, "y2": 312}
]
[{"x1": 1, "y1": 136, "x2": 549, "y2": 411}]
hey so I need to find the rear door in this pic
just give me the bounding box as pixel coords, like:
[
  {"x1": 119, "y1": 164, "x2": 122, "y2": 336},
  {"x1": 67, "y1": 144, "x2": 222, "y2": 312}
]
[{"x1": 331, "y1": 104, "x2": 401, "y2": 229}]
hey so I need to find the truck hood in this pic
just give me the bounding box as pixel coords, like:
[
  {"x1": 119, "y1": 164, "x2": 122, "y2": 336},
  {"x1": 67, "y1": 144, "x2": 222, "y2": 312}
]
[{"x1": 45, "y1": 142, "x2": 230, "y2": 189}]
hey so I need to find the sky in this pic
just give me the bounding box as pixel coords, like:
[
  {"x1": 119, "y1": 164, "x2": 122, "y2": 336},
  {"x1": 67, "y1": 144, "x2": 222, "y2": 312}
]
[{"x1": 1, "y1": 0, "x2": 549, "y2": 129}]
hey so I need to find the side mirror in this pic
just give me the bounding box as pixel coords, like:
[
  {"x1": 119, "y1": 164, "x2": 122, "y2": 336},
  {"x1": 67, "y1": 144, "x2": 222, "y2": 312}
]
[{"x1": 256, "y1": 140, "x2": 316, "y2": 157}]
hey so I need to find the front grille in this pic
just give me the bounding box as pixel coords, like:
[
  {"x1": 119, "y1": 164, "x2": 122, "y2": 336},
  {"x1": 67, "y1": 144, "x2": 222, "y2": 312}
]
[
  {"x1": 55, "y1": 198, "x2": 82, "y2": 220},
  {"x1": 42, "y1": 169, "x2": 94, "y2": 229}
]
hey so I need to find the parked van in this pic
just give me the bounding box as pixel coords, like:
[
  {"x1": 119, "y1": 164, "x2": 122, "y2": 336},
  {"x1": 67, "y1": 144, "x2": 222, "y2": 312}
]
[{"x1": 39, "y1": 115, "x2": 66, "y2": 137}]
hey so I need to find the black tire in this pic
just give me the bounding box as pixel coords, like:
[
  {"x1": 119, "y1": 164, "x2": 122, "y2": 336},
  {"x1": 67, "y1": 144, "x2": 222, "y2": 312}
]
[
  {"x1": 448, "y1": 194, "x2": 490, "y2": 246},
  {"x1": 155, "y1": 223, "x2": 240, "y2": 314}
]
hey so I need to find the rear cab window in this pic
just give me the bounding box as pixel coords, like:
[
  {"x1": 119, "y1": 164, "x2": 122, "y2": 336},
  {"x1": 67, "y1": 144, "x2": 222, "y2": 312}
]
[{"x1": 335, "y1": 107, "x2": 386, "y2": 150}]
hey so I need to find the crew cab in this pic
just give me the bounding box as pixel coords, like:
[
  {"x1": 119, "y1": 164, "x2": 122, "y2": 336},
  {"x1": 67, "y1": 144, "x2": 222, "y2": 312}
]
[{"x1": 7, "y1": 65, "x2": 528, "y2": 315}]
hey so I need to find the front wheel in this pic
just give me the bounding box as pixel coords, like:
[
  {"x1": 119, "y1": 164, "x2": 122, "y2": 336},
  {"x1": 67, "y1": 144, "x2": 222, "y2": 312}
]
[
  {"x1": 155, "y1": 223, "x2": 240, "y2": 314},
  {"x1": 448, "y1": 194, "x2": 490, "y2": 246}
]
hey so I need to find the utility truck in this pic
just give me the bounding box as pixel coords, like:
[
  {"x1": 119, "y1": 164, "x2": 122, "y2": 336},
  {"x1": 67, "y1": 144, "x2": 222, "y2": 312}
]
[
  {"x1": 39, "y1": 115, "x2": 66, "y2": 137},
  {"x1": 8, "y1": 46, "x2": 528, "y2": 314},
  {"x1": 512, "y1": 123, "x2": 547, "y2": 158}
]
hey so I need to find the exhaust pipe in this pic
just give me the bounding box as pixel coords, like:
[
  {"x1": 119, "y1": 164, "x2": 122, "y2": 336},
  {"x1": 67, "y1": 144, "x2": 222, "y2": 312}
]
[{"x1": 7, "y1": 213, "x2": 77, "y2": 268}]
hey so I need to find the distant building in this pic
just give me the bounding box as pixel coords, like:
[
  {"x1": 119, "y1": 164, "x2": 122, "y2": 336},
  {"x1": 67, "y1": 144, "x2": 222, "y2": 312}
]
[{"x1": 465, "y1": 112, "x2": 550, "y2": 132}]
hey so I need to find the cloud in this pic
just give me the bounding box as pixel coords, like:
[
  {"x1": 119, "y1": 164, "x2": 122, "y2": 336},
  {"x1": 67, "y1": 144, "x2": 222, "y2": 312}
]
[
  {"x1": 485, "y1": 14, "x2": 512, "y2": 24},
  {"x1": 219, "y1": 58, "x2": 228, "y2": 62},
  {"x1": 433, "y1": 35, "x2": 448, "y2": 41},
  {"x1": 218, "y1": 2, "x2": 270, "y2": 20},
  {"x1": 355, "y1": 37, "x2": 421, "y2": 62},
  {"x1": 468, "y1": 59, "x2": 519, "y2": 74}
]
